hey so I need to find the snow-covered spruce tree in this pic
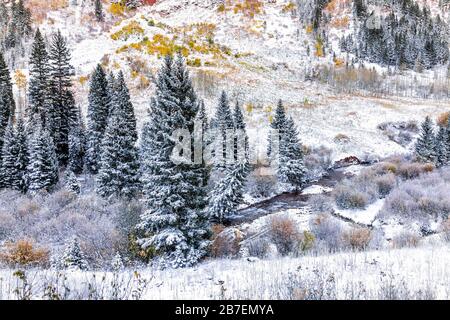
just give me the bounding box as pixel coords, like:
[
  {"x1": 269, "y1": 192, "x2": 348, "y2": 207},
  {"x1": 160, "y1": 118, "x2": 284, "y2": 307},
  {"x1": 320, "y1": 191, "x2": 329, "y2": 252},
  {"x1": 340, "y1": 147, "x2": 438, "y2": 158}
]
[
  {"x1": 27, "y1": 124, "x2": 59, "y2": 194},
  {"x1": 267, "y1": 100, "x2": 288, "y2": 161},
  {"x1": 4, "y1": 0, "x2": 32, "y2": 49},
  {"x1": 60, "y1": 237, "x2": 89, "y2": 271},
  {"x1": 208, "y1": 162, "x2": 247, "y2": 224},
  {"x1": 210, "y1": 91, "x2": 234, "y2": 169},
  {"x1": 233, "y1": 100, "x2": 250, "y2": 169},
  {"x1": 27, "y1": 29, "x2": 50, "y2": 126},
  {"x1": 96, "y1": 77, "x2": 140, "y2": 199},
  {"x1": 435, "y1": 126, "x2": 448, "y2": 168},
  {"x1": 277, "y1": 117, "x2": 307, "y2": 190},
  {"x1": 14, "y1": 118, "x2": 29, "y2": 192},
  {"x1": 111, "y1": 252, "x2": 125, "y2": 271},
  {"x1": 94, "y1": 0, "x2": 104, "y2": 22},
  {"x1": 66, "y1": 170, "x2": 80, "y2": 194},
  {"x1": 0, "y1": 51, "x2": 15, "y2": 137},
  {"x1": 0, "y1": 121, "x2": 18, "y2": 189},
  {"x1": 195, "y1": 99, "x2": 211, "y2": 186},
  {"x1": 114, "y1": 71, "x2": 137, "y2": 142},
  {"x1": 48, "y1": 30, "x2": 77, "y2": 166},
  {"x1": 86, "y1": 64, "x2": 111, "y2": 173},
  {"x1": 138, "y1": 54, "x2": 210, "y2": 269},
  {"x1": 415, "y1": 116, "x2": 436, "y2": 163},
  {"x1": 68, "y1": 107, "x2": 85, "y2": 175},
  {"x1": 446, "y1": 117, "x2": 450, "y2": 164}
]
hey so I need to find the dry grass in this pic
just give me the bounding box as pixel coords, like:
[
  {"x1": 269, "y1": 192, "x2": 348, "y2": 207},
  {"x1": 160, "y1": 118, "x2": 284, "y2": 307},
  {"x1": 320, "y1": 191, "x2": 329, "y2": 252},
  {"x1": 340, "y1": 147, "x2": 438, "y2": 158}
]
[
  {"x1": 436, "y1": 111, "x2": 450, "y2": 127},
  {"x1": 27, "y1": 0, "x2": 69, "y2": 23},
  {"x1": 0, "y1": 240, "x2": 49, "y2": 267}
]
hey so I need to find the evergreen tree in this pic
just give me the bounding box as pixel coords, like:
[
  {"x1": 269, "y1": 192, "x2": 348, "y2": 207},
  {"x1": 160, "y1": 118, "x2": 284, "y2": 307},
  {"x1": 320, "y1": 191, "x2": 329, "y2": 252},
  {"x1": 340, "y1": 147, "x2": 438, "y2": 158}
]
[
  {"x1": 0, "y1": 121, "x2": 18, "y2": 189},
  {"x1": 96, "y1": 77, "x2": 140, "y2": 199},
  {"x1": 267, "y1": 100, "x2": 287, "y2": 160},
  {"x1": 435, "y1": 125, "x2": 448, "y2": 168},
  {"x1": 13, "y1": 118, "x2": 29, "y2": 192},
  {"x1": 0, "y1": 51, "x2": 15, "y2": 149},
  {"x1": 138, "y1": 54, "x2": 210, "y2": 269},
  {"x1": 60, "y1": 237, "x2": 89, "y2": 271},
  {"x1": 233, "y1": 100, "x2": 249, "y2": 165},
  {"x1": 446, "y1": 117, "x2": 450, "y2": 164},
  {"x1": 4, "y1": 0, "x2": 31, "y2": 49},
  {"x1": 415, "y1": 116, "x2": 436, "y2": 163},
  {"x1": 86, "y1": 64, "x2": 111, "y2": 173},
  {"x1": 195, "y1": 100, "x2": 210, "y2": 186},
  {"x1": 27, "y1": 124, "x2": 59, "y2": 193},
  {"x1": 68, "y1": 107, "x2": 85, "y2": 174},
  {"x1": 66, "y1": 170, "x2": 80, "y2": 194},
  {"x1": 277, "y1": 117, "x2": 307, "y2": 189},
  {"x1": 208, "y1": 162, "x2": 247, "y2": 224},
  {"x1": 113, "y1": 71, "x2": 137, "y2": 142},
  {"x1": 111, "y1": 252, "x2": 125, "y2": 271},
  {"x1": 210, "y1": 91, "x2": 234, "y2": 168},
  {"x1": 48, "y1": 30, "x2": 76, "y2": 165},
  {"x1": 27, "y1": 29, "x2": 50, "y2": 126},
  {"x1": 94, "y1": 0, "x2": 104, "y2": 22}
]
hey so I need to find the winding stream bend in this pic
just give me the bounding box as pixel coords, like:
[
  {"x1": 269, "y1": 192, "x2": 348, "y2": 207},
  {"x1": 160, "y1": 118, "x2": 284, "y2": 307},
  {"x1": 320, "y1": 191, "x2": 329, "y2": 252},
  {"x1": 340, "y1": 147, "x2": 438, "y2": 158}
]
[{"x1": 229, "y1": 166, "x2": 362, "y2": 225}]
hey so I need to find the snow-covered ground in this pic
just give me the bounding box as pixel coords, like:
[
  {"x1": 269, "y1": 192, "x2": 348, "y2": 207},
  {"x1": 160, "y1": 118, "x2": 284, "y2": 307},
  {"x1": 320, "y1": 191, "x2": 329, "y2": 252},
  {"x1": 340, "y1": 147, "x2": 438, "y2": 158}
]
[
  {"x1": 1, "y1": 246, "x2": 449, "y2": 300},
  {"x1": 334, "y1": 199, "x2": 385, "y2": 226}
]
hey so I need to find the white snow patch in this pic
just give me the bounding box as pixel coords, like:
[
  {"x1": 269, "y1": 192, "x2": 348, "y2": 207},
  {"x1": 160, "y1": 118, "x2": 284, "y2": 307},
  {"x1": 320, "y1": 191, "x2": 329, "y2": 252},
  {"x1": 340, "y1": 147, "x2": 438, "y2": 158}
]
[
  {"x1": 334, "y1": 199, "x2": 385, "y2": 226},
  {"x1": 302, "y1": 185, "x2": 332, "y2": 195}
]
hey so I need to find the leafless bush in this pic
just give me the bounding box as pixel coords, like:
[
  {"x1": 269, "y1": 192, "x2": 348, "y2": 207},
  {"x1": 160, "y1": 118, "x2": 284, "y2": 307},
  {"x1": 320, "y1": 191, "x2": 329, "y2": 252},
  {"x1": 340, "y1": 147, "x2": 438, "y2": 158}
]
[
  {"x1": 392, "y1": 231, "x2": 420, "y2": 248},
  {"x1": 379, "y1": 168, "x2": 450, "y2": 222},
  {"x1": 0, "y1": 179, "x2": 134, "y2": 268},
  {"x1": 245, "y1": 172, "x2": 277, "y2": 199},
  {"x1": 440, "y1": 218, "x2": 450, "y2": 242},
  {"x1": 342, "y1": 228, "x2": 372, "y2": 250},
  {"x1": 304, "y1": 146, "x2": 333, "y2": 181},
  {"x1": 210, "y1": 226, "x2": 243, "y2": 258},
  {"x1": 374, "y1": 173, "x2": 397, "y2": 197},
  {"x1": 307, "y1": 194, "x2": 334, "y2": 213},
  {"x1": 334, "y1": 183, "x2": 369, "y2": 209},
  {"x1": 246, "y1": 238, "x2": 271, "y2": 258},
  {"x1": 309, "y1": 214, "x2": 343, "y2": 252},
  {"x1": 268, "y1": 215, "x2": 302, "y2": 256}
]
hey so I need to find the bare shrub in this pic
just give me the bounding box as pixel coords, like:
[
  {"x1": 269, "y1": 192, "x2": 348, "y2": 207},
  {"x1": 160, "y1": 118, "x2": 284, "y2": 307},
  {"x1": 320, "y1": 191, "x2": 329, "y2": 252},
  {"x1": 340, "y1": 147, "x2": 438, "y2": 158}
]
[
  {"x1": 342, "y1": 228, "x2": 372, "y2": 250},
  {"x1": 246, "y1": 238, "x2": 271, "y2": 258},
  {"x1": 307, "y1": 194, "x2": 333, "y2": 213},
  {"x1": 210, "y1": 227, "x2": 243, "y2": 258},
  {"x1": 374, "y1": 173, "x2": 397, "y2": 197},
  {"x1": 397, "y1": 162, "x2": 433, "y2": 180},
  {"x1": 0, "y1": 211, "x2": 16, "y2": 239},
  {"x1": 0, "y1": 239, "x2": 49, "y2": 267},
  {"x1": 334, "y1": 184, "x2": 369, "y2": 209},
  {"x1": 440, "y1": 218, "x2": 450, "y2": 242},
  {"x1": 245, "y1": 172, "x2": 277, "y2": 199},
  {"x1": 392, "y1": 231, "x2": 420, "y2": 248},
  {"x1": 309, "y1": 214, "x2": 343, "y2": 252},
  {"x1": 17, "y1": 198, "x2": 41, "y2": 218},
  {"x1": 304, "y1": 146, "x2": 333, "y2": 180},
  {"x1": 268, "y1": 215, "x2": 302, "y2": 256},
  {"x1": 380, "y1": 170, "x2": 450, "y2": 221}
]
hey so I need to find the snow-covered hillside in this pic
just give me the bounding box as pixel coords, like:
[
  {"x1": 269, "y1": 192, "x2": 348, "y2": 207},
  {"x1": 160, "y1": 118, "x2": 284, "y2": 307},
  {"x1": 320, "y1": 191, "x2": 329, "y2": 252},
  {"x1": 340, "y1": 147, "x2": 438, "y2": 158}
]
[{"x1": 16, "y1": 0, "x2": 450, "y2": 163}]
